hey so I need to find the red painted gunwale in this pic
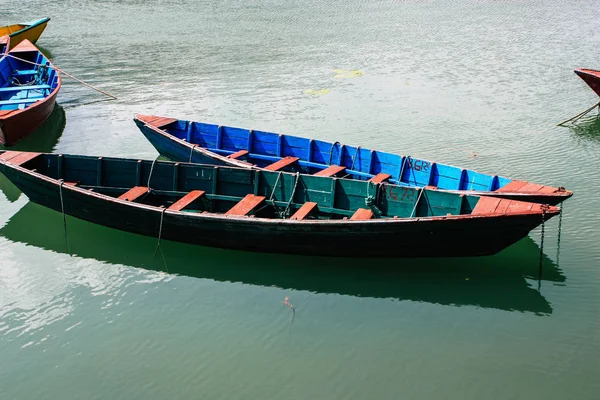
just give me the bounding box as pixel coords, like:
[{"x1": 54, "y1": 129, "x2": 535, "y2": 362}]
[
  {"x1": 0, "y1": 40, "x2": 61, "y2": 146},
  {"x1": 574, "y1": 68, "x2": 600, "y2": 97}
]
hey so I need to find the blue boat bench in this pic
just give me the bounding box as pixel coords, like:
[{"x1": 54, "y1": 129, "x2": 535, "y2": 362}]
[{"x1": 0, "y1": 85, "x2": 51, "y2": 93}]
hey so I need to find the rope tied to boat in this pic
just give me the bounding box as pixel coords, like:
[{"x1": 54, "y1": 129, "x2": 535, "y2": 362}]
[
  {"x1": 4, "y1": 53, "x2": 118, "y2": 100},
  {"x1": 399, "y1": 156, "x2": 409, "y2": 183},
  {"x1": 556, "y1": 203, "x2": 563, "y2": 267},
  {"x1": 147, "y1": 157, "x2": 159, "y2": 193},
  {"x1": 365, "y1": 181, "x2": 383, "y2": 217},
  {"x1": 283, "y1": 172, "x2": 301, "y2": 217},
  {"x1": 538, "y1": 204, "x2": 550, "y2": 282},
  {"x1": 410, "y1": 187, "x2": 424, "y2": 218},
  {"x1": 189, "y1": 144, "x2": 198, "y2": 163},
  {"x1": 58, "y1": 180, "x2": 71, "y2": 255},
  {"x1": 152, "y1": 207, "x2": 168, "y2": 263},
  {"x1": 350, "y1": 146, "x2": 361, "y2": 171},
  {"x1": 328, "y1": 141, "x2": 340, "y2": 165}
]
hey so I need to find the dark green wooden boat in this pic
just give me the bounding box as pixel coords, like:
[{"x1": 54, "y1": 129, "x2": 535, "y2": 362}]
[{"x1": 0, "y1": 150, "x2": 560, "y2": 258}]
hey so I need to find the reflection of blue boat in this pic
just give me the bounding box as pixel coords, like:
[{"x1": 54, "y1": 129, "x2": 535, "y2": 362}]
[
  {"x1": 0, "y1": 201, "x2": 561, "y2": 314},
  {"x1": 134, "y1": 114, "x2": 573, "y2": 205}
]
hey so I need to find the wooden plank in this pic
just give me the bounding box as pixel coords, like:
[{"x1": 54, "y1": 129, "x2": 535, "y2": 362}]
[
  {"x1": 289, "y1": 202, "x2": 318, "y2": 221},
  {"x1": 314, "y1": 165, "x2": 346, "y2": 177},
  {"x1": 168, "y1": 190, "x2": 205, "y2": 211},
  {"x1": 350, "y1": 208, "x2": 373, "y2": 220},
  {"x1": 0, "y1": 84, "x2": 51, "y2": 92},
  {"x1": 0, "y1": 151, "x2": 40, "y2": 166},
  {"x1": 118, "y1": 186, "x2": 148, "y2": 202},
  {"x1": 227, "y1": 150, "x2": 249, "y2": 160},
  {"x1": 264, "y1": 156, "x2": 299, "y2": 171},
  {"x1": 225, "y1": 194, "x2": 266, "y2": 216},
  {"x1": 368, "y1": 173, "x2": 391, "y2": 184}
]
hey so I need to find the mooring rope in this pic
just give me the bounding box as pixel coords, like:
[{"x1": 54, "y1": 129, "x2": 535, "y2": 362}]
[
  {"x1": 350, "y1": 146, "x2": 361, "y2": 171},
  {"x1": 283, "y1": 172, "x2": 300, "y2": 217},
  {"x1": 399, "y1": 156, "x2": 409, "y2": 183},
  {"x1": 328, "y1": 141, "x2": 340, "y2": 165},
  {"x1": 189, "y1": 144, "x2": 198, "y2": 163},
  {"x1": 557, "y1": 101, "x2": 600, "y2": 126},
  {"x1": 538, "y1": 205, "x2": 549, "y2": 284},
  {"x1": 410, "y1": 187, "x2": 424, "y2": 218},
  {"x1": 152, "y1": 207, "x2": 167, "y2": 257},
  {"x1": 58, "y1": 181, "x2": 71, "y2": 255},
  {"x1": 556, "y1": 203, "x2": 563, "y2": 267},
  {"x1": 269, "y1": 172, "x2": 282, "y2": 201},
  {"x1": 5, "y1": 53, "x2": 118, "y2": 100},
  {"x1": 147, "y1": 157, "x2": 159, "y2": 192}
]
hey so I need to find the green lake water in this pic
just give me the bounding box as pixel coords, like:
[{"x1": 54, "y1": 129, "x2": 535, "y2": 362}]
[{"x1": 1, "y1": 1, "x2": 599, "y2": 399}]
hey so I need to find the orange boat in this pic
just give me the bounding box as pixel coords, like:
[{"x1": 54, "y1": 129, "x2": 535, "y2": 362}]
[
  {"x1": 0, "y1": 17, "x2": 50, "y2": 50},
  {"x1": 0, "y1": 39, "x2": 61, "y2": 146}
]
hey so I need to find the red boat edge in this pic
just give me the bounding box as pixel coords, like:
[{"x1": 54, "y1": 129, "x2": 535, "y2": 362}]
[
  {"x1": 0, "y1": 40, "x2": 61, "y2": 147},
  {"x1": 574, "y1": 68, "x2": 600, "y2": 97}
]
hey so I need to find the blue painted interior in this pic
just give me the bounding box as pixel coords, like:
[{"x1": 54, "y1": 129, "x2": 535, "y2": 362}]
[
  {"x1": 156, "y1": 119, "x2": 513, "y2": 191},
  {"x1": 0, "y1": 47, "x2": 59, "y2": 111}
]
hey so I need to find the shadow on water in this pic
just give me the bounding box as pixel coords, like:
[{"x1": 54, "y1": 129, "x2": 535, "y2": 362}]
[
  {"x1": 0, "y1": 104, "x2": 66, "y2": 202},
  {"x1": 0, "y1": 201, "x2": 565, "y2": 315},
  {"x1": 568, "y1": 114, "x2": 600, "y2": 142}
]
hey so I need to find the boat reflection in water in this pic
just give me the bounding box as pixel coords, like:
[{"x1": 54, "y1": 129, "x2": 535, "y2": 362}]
[
  {"x1": 569, "y1": 115, "x2": 600, "y2": 142},
  {"x1": 0, "y1": 201, "x2": 564, "y2": 315},
  {"x1": 0, "y1": 103, "x2": 65, "y2": 202}
]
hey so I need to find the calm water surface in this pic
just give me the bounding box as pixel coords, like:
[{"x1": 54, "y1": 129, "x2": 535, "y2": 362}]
[{"x1": 1, "y1": 1, "x2": 599, "y2": 399}]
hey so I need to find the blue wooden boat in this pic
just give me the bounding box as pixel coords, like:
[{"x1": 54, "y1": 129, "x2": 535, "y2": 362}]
[
  {"x1": 134, "y1": 115, "x2": 572, "y2": 205},
  {"x1": 0, "y1": 150, "x2": 559, "y2": 258},
  {"x1": 0, "y1": 39, "x2": 61, "y2": 146}
]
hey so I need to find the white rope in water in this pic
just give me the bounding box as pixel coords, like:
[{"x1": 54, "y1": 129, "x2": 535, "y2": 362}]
[
  {"x1": 58, "y1": 180, "x2": 71, "y2": 255},
  {"x1": 5, "y1": 53, "x2": 118, "y2": 100}
]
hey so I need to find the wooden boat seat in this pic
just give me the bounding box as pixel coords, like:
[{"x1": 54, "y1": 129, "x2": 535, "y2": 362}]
[
  {"x1": 227, "y1": 150, "x2": 249, "y2": 160},
  {"x1": 168, "y1": 190, "x2": 206, "y2": 211},
  {"x1": 369, "y1": 173, "x2": 391, "y2": 184},
  {"x1": 289, "y1": 202, "x2": 318, "y2": 221},
  {"x1": 0, "y1": 151, "x2": 41, "y2": 166},
  {"x1": 0, "y1": 85, "x2": 51, "y2": 92},
  {"x1": 0, "y1": 98, "x2": 41, "y2": 106},
  {"x1": 118, "y1": 186, "x2": 148, "y2": 202},
  {"x1": 11, "y1": 69, "x2": 39, "y2": 76},
  {"x1": 350, "y1": 208, "x2": 373, "y2": 220},
  {"x1": 264, "y1": 156, "x2": 299, "y2": 171},
  {"x1": 314, "y1": 165, "x2": 346, "y2": 177},
  {"x1": 225, "y1": 194, "x2": 266, "y2": 216}
]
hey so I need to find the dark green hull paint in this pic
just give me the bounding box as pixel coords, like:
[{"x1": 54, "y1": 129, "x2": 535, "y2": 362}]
[{"x1": 0, "y1": 153, "x2": 558, "y2": 258}]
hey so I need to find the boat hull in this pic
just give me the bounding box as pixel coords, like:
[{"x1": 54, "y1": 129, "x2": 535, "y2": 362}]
[
  {"x1": 0, "y1": 39, "x2": 61, "y2": 146},
  {"x1": 0, "y1": 161, "x2": 556, "y2": 258},
  {"x1": 574, "y1": 68, "x2": 600, "y2": 97},
  {"x1": 0, "y1": 88, "x2": 58, "y2": 146},
  {"x1": 0, "y1": 18, "x2": 50, "y2": 49},
  {"x1": 135, "y1": 118, "x2": 572, "y2": 206}
]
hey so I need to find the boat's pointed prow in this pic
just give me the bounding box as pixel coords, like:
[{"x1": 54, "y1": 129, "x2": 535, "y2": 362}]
[
  {"x1": 134, "y1": 114, "x2": 177, "y2": 129},
  {"x1": 574, "y1": 68, "x2": 600, "y2": 97}
]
